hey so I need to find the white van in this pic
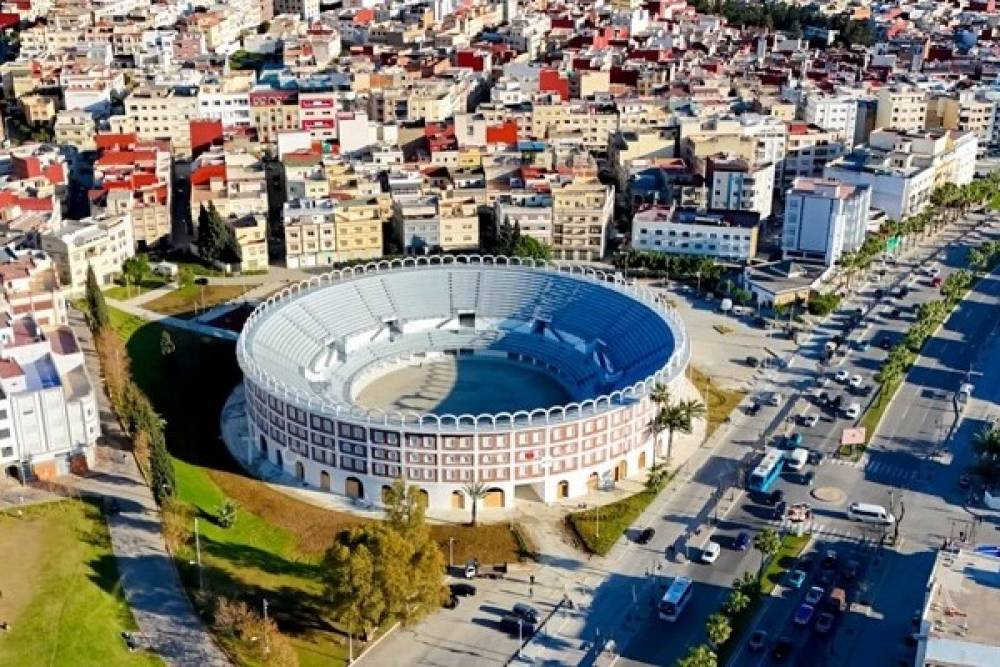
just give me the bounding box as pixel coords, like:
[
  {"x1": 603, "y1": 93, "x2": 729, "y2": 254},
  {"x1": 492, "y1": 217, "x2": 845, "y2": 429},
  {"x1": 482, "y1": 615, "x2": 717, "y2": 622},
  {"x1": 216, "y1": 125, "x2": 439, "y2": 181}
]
[
  {"x1": 785, "y1": 448, "x2": 809, "y2": 472},
  {"x1": 701, "y1": 541, "x2": 721, "y2": 564},
  {"x1": 846, "y1": 502, "x2": 894, "y2": 525}
]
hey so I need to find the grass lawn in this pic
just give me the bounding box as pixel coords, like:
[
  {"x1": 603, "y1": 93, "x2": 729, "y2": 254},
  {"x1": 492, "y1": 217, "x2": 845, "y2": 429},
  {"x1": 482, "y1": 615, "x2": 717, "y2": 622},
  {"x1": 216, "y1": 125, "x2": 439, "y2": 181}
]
[
  {"x1": 0, "y1": 499, "x2": 161, "y2": 667},
  {"x1": 688, "y1": 365, "x2": 746, "y2": 439},
  {"x1": 143, "y1": 285, "x2": 252, "y2": 319},
  {"x1": 760, "y1": 533, "x2": 811, "y2": 595},
  {"x1": 105, "y1": 276, "x2": 170, "y2": 301},
  {"x1": 567, "y1": 488, "x2": 657, "y2": 556},
  {"x1": 990, "y1": 193, "x2": 1000, "y2": 211},
  {"x1": 106, "y1": 306, "x2": 524, "y2": 666}
]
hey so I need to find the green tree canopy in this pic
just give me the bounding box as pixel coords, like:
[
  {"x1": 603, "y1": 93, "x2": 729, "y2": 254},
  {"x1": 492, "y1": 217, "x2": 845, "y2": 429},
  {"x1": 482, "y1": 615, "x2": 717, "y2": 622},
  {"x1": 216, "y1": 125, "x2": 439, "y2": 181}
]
[
  {"x1": 85, "y1": 265, "x2": 110, "y2": 329},
  {"x1": 510, "y1": 235, "x2": 553, "y2": 260}
]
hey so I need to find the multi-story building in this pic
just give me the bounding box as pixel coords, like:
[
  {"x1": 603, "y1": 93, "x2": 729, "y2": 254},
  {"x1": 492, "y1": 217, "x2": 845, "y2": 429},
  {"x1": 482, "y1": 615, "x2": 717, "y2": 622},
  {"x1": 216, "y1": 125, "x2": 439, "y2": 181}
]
[
  {"x1": 782, "y1": 122, "x2": 847, "y2": 189},
  {"x1": 124, "y1": 85, "x2": 200, "y2": 156},
  {"x1": 90, "y1": 134, "x2": 172, "y2": 248},
  {"x1": 197, "y1": 72, "x2": 254, "y2": 129},
  {"x1": 782, "y1": 178, "x2": 871, "y2": 266},
  {"x1": 705, "y1": 155, "x2": 775, "y2": 219},
  {"x1": 40, "y1": 213, "x2": 135, "y2": 295},
  {"x1": 801, "y1": 92, "x2": 858, "y2": 146},
  {"x1": 437, "y1": 194, "x2": 479, "y2": 251},
  {"x1": 189, "y1": 147, "x2": 269, "y2": 223},
  {"x1": 249, "y1": 87, "x2": 299, "y2": 144},
  {"x1": 0, "y1": 248, "x2": 100, "y2": 482},
  {"x1": 273, "y1": 0, "x2": 319, "y2": 20},
  {"x1": 875, "y1": 85, "x2": 928, "y2": 133},
  {"x1": 551, "y1": 180, "x2": 613, "y2": 261},
  {"x1": 283, "y1": 197, "x2": 385, "y2": 268},
  {"x1": 926, "y1": 92, "x2": 995, "y2": 159},
  {"x1": 394, "y1": 194, "x2": 441, "y2": 253},
  {"x1": 230, "y1": 214, "x2": 269, "y2": 273},
  {"x1": 53, "y1": 111, "x2": 97, "y2": 153},
  {"x1": 494, "y1": 195, "x2": 554, "y2": 246},
  {"x1": 631, "y1": 205, "x2": 759, "y2": 261}
]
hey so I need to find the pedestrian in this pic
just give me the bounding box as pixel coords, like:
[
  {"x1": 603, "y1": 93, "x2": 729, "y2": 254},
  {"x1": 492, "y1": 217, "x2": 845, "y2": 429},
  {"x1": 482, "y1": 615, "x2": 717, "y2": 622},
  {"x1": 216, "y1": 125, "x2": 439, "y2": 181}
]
[
  {"x1": 529, "y1": 586, "x2": 533, "y2": 599},
  {"x1": 529, "y1": 574, "x2": 535, "y2": 587}
]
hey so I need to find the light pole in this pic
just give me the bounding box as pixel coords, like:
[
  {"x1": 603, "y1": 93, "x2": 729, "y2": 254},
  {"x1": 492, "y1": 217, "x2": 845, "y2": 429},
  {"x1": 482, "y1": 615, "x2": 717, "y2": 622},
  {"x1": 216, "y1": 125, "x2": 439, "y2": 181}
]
[
  {"x1": 517, "y1": 618, "x2": 523, "y2": 658},
  {"x1": 194, "y1": 517, "x2": 203, "y2": 590},
  {"x1": 262, "y1": 598, "x2": 270, "y2": 656},
  {"x1": 448, "y1": 537, "x2": 455, "y2": 568}
]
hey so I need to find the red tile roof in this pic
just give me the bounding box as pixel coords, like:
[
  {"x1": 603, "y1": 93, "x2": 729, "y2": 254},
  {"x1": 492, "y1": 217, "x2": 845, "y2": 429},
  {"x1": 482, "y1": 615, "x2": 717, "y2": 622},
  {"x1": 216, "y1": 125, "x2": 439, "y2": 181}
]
[{"x1": 0, "y1": 358, "x2": 24, "y2": 379}]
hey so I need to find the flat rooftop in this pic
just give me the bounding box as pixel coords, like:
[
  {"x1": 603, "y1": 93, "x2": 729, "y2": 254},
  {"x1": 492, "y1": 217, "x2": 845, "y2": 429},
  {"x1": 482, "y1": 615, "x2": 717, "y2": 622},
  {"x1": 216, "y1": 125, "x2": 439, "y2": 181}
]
[{"x1": 922, "y1": 548, "x2": 1000, "y2": 665}]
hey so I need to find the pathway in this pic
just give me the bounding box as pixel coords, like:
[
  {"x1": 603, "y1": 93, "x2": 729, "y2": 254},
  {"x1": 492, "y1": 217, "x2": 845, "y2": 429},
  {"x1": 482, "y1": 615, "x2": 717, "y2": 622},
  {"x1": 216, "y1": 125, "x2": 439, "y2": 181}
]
[
  {"x1": 68, "y1": 308, "x2": 231, "y2": 667},
  {"x1": 106, "y1": 297, "x2": 239, "y2": 341}
]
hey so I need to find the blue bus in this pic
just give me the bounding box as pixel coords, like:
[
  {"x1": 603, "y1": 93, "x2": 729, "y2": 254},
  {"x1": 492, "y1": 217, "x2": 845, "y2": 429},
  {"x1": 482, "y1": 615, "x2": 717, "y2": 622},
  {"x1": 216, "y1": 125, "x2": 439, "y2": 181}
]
[
  {"x1": 658, "y1": 576, "x2": 694, "y2": 622},
  {"x1": 748, "y1": 448, "x2": 785, "y2": 492}
]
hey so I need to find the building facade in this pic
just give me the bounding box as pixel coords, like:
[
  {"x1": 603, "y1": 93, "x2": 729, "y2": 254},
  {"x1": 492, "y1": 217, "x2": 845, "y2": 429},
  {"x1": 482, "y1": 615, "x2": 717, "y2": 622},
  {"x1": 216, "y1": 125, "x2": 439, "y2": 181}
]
[{"x1": 782, "y1": 178, "x2": 871, "y2": 266}]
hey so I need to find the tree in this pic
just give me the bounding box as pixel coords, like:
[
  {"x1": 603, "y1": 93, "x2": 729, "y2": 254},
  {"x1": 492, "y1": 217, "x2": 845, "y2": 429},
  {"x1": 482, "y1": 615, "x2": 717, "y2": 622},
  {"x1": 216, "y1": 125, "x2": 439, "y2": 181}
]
[
  {"x1": 705, "y1": 613, "x2": 732, "y2": 649},
  {"x1": 198, "y1": 203, "x2": 229, "y2": 263},
  {"x1": 723, "y1": 590, "x2": 751, "y2": 616},
  {"x1": 462, "y1": 480, "x2": 488, "y2": 526},
  {"x1": 510, "y1": 235, "x2": 553, "y2": 261},
  {"x1": 216, "y1": 499, "x2": 238, "y2": 528},
  {"x1": 85, "y1": 265, "x2": 110, "y2": 329},
  {"x1": 160, "y1": 330, "x2": 176, "y2": 358},
  {"x1": 178, "y1": 265, "x2": 195, "y2": 288},
  {"x1": 973, "y1": 425, "x2": 1000, "y2": 483},
  {"x1": 122, "y1": 253, "x2": 150, "y2": 290},
  {"x1": 732, "y1": 571, "x2": 759, "y2": 598},
  {"x1": 752, "y1": 528, "x2": 781, "y2": 579},
  {"x1": 149, "y1": 428, "x2": 176, "y2": 504},
  {"x1": 676, "y1": 644, "x2": 717, "y2": 667},
  {"x1": 648, "y1": 383, "x2": 671, "y2": 469}
]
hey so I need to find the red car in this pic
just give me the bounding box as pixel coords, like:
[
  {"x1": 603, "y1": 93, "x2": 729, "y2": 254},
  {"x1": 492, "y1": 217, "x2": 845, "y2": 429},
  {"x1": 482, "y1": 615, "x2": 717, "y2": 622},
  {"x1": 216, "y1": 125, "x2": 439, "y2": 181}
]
[{"x1": 932, "y1": 276, "x2": 943, "y2": 287}]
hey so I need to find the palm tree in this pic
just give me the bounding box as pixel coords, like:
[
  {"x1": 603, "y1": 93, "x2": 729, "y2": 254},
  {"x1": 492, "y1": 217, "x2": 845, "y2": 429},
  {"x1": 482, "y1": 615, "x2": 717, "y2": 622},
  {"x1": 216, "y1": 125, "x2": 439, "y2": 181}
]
[
  {"x1": 661, "y1": 404, "x2": 692, "y2": 463},
  {"x1": 677, "y1": 644, "x2": 718, "y2": 667},
  {"x1": 705, "y1": 613, "x2": 732, "y2": 650},
  {"x1": 724, "y1": 590, "x2": 751, "y2": 616},
  {"x1": 463, "y1": 481, "x2": 488, "y2": 526},
  {"x1": 648, "y1": 383, "x2": 671, "y2": 467},
  {"x1": 681, "y1": 398, "x2": 707, "y2": 429},
  {"x1": 752, "y1": 528, "x2": 781, "y2": 579},
  {"x1": 972, "y1": 426, "x2": 1000, "y2": 483}
]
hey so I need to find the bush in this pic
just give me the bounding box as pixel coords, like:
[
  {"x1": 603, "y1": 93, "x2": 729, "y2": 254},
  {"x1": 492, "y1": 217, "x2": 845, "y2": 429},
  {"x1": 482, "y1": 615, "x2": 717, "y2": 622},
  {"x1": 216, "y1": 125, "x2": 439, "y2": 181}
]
[
  {"x1": 807, "y1": 292, "x2": 841, "y2": 316},
  {"x1": 216, "y1": 499, "x2": 238, "y2": 528}
]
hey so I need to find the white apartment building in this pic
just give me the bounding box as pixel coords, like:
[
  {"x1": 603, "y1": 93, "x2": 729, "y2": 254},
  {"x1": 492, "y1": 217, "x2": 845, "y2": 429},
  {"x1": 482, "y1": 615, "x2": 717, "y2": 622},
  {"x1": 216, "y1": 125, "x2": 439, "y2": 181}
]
[
  {"x1": 631, "y1": 206, "x2": 759, "y2": 261},
  {"x1": 551, "y1": 180, "x2": 614, "y2": 261},
  {"x1": 40, "y1": 214, "x2": 135, "y2": 295},
  {"x1": 876, "y1": 86, "x2": 928, "y2": 132},
  {"x1": 801, "y1": 92, "x2": 858, "y2": 146},
  {"x1": 823, "y1": 150, "x2": 933, "y2": 221},
  {"x1": 197, "y1": 73, "x2": 254, "y2": 128},
  {"x1": 274, "y1": 0, "x2": 319, "y2": 20},
  {"x1": 494, "y1": 197, "x2": 554, "y2": 246},
  {"x1": 706, "y1": 156, "x2": 775, "y2": 219},
  {"x1": 0, "y1": 250, "x2": 100, "y2": 482},
  {"x1": 782, "y1": 178, "x2": 871, "y2": 266}
]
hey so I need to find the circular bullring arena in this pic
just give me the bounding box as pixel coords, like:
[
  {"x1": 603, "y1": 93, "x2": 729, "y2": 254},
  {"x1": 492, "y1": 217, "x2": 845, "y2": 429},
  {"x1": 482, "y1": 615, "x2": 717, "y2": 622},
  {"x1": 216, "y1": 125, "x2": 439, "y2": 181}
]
[{"x1": 236, "y1": 256, "x2": 691, "y2": 511}]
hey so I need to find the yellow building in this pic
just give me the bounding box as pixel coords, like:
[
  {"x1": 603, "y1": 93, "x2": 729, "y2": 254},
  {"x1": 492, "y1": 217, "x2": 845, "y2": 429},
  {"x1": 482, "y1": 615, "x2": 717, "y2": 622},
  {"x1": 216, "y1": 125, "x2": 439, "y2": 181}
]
[
  {"x1": 438, "y1": 194, "x2": 479, "y2": 251},
  {"x1": 552, "y1": 180, "x2": 614, "y2": 261},
  {"x1": 124, "y1": 85, "x2": 200, "y2": 156}
]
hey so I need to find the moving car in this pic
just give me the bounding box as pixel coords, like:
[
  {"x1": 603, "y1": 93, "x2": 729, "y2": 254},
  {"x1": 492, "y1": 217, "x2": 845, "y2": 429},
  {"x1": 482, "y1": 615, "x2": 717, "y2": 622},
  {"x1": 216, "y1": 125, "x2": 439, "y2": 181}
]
[
  {"x1": 464, "y1": 561, "x2": 477, "y2": 579},
  {"x1": 815, "y1": 611, "x2": 836, "y2": 634},
  {"x1": 843, "y1": 403, "x2": 861, "y2": 419},
  {"x1": 805, "y1": 586, "x2": 825, "y2": 606},
  {"x1": 748, "y1": 629, "x2": 767, "y2": 652},
  {"x1": 734, "y1": 532, "x2": 750, "y2": 552},
  {"x1": 766, "y1": 392, "x2": 783, "y2": 407},
  {"x1": 786, "y1": 432, "x2": 804, "y2": 448},
  {"x1": 847, "y1": 501, "x2": 895, "y2": 525},
  {"x1": 879, "y1": 337, "x2": 893, "y2": 350},
  {"x1": 786, "y1": 569, "x2": 807, "y2": 589},
  {"x1": 701, "y1": 541, "x2": 721, "y2": 564},
  {"x1": 785, "y1": 448, "x2": 809, "y2": 472},
  {"x1": 821, "y1": 550, "x2": 839, "y2": 569},
  {"x1": 636, "y1": 527, "x2": 655, "y2": 544},
  {"x1": 512, "y1": 603, "x2": 540, "y2": 624},
  {"x1": 794, "y1": 603, "x2": 816, "y2": 625},
  {"x1": 801, "y1": 413, "x2": 820, "y2": 428}
]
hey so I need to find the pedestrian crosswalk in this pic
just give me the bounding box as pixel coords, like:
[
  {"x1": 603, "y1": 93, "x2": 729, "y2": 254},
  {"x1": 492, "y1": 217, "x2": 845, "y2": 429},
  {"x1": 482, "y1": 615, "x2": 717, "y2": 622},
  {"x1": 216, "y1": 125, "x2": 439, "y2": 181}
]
[
  {"x1": 864, "y1": 459, "x2": 921, "y2": 483},
  {"x1": 774, "y1": 517, "x2": 856, "y2": 539},
  {"x1": 825, "y1": 454, "x2": 868, "y2": 469}
]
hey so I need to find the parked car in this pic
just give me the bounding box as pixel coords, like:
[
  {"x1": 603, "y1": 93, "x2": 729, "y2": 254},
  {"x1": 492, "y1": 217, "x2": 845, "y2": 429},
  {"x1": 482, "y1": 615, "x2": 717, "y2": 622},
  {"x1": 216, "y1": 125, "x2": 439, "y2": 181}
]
[
  {"x1": 500, "y1": 614, "x2": 536, "y2": 635},
  {"x1": 786, "y1": 432, "x2": 804, "y2": 448},
  {"x1": 849, "y1": 374, "x2": 864, "y2": 388},
  {"x1": 636, "y1": 527, "x2": 655, "y2": 544},
  {"x1": 794, "y1": 603, "x2": 816, "y2": 626},
  {"x1": 701, "y1": 541, "x2": 721, "y2": 564},
  {"x1": 512, "y1": 603, "x2": 540, "y2": 624},
  {"x1": 748, "y1": 629, "x2": 768, "y2": 652},
  {"x1": 450, "y1": 583, "x2": 476, "y2": 597},
  {"x1": 808, "y1": 450, "x2": 825, "y2": 465},
  {"x1": 815, "y1": 611, "x2": 836, "y2": 634},
  {"x1": 891, "y1": 308, "x2": 902, "y2": 318},
  {"x1": 832, "y1": 394, "x2": 844, "y2": 410},
  {"x1": 194, "y1": 276, "x2": 209, "y2": 286},
  {"x1": 801, "y1": 413, "x2": 820, "y2": 428},
  {"x1": 786, "y1": 569, "x2": 808, "y2": 589},
  {"x1": 746, "y1": 356, "x2": 761, "y2": 368},
  {"x1": 772, "y1": 637, "x2": 794, "y2": 660},
  {"x1": 834, "y1": 370, "x2": 850, "y2": 383},
  {"x1": 734, "y1": 532, "x2": 750, "y2": 552},
  {"x1": 843, "y1": 403, "x2": 861, "y2": 419},
  {"x1": 932, "y1": 276, "x2": 944, "y2": 288},
  {"x1": 464, "y1": 561, "x2": 477, "y2": 579},
  {"x1": 805, "y1": 586, "x2": 825, "y2": 606},
  {"x1": 746, "y1": 401, "x2": 761, "y2": 416},
  {"x1": 825, "y1": 587, "x2": 848, "y2": 613},
  {"x1": 766, "y1": 392, "x2": 783, "y2": 407}
]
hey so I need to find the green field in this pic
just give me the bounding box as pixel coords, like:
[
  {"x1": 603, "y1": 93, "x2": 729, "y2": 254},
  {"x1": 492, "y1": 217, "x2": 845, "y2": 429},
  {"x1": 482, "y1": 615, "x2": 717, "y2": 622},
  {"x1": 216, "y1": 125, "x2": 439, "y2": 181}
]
[
  {"x1": 0, "y1": 499, "x2": 161, "y2": 667},
  {"x1": 105, "y1": 277, "x2": 170, "y2": 301},
  {"x1": 107, "y1": 306, "x2": 523, "y2": 666},
  {"x1": 567, "y1": 489, "x2": 658, "y2": 556}
]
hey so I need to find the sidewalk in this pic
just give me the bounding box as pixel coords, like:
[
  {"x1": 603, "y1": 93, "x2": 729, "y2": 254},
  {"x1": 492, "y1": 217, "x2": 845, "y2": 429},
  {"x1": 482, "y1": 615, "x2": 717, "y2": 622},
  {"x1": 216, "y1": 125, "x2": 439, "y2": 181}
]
[{"x1": 69, "y1": 308, "x2": 230, "y2": 667}]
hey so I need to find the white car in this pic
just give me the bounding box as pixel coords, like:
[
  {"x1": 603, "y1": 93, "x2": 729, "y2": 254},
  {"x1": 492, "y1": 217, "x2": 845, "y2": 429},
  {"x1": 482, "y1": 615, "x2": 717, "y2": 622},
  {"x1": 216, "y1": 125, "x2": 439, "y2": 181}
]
[
  {"x1": 848, "y1": 374, "x2": 864, "y2": 388},
  {"x1": 701, "y1": 541, "x2": 721, "y2": 564},
  {"x1": 766, "y1": 392, "x2": 782, "y2": 407},
  {"x1": 843, "y1": 403, "x2": 861, "y2": 419},
  {"x1": 801, "y1": 413, "x2": 820, "y2": 428},
  {"x1": 834, "y1": 370, "x2": 850, "y2": 383}
]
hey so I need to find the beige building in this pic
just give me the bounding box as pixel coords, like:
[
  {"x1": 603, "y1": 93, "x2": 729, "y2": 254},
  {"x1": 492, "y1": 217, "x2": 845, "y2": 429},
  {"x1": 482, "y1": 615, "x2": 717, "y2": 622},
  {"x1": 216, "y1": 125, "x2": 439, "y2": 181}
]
[
  {"x1": 551, "y1": 180, "x2": 614, "y2": 261},
  {"x1": 124, "y1": 85, "x2": 200, "y2": 156},
  {"x1": 532, "y1": 101, "x2": 620, "y2": 153},
  {"x1": 782, "y1": 122, "x2": 847, "y2": 189},
  {"x1": 54, "y1": 110, "x2": 97, "y2": 153},
  {"x1": 609, "y1": 127, "x2": 678, "y2": 184},
  {"x1": 231, "y1": 214, "x2": 269, "y2": 273},
  {"x1": 438, "y1": 194, "x2": 479, "y2": 251},
  {"x1": 189, "y1": 148, "x2": 269, "y2": 223},
  {"x1": 926, "y1": 93, "x2": 994, "y2": 158},
  {"x1": 876, "y1": 85, "x2": 928, "y2": 132},
  {"x1": 22, "y1": 94, "x2": 58, "y2": 126},
  {"x1": 40, "y1": 213, "x2": 135, "y2": 295},
  {"x1": 283, "y1": 197, "x2": 385, "y2": 268}
]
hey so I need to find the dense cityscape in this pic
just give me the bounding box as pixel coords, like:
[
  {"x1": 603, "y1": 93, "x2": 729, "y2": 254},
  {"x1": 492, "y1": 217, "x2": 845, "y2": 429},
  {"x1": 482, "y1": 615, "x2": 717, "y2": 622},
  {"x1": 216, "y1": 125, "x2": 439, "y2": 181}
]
[{"x1": 0, "y1": 0, "x2": 998, "y2": 666}]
